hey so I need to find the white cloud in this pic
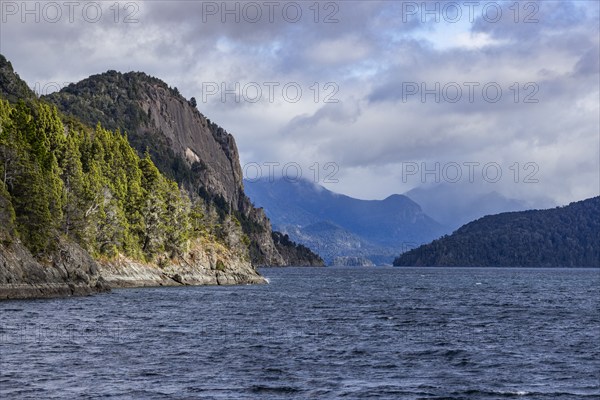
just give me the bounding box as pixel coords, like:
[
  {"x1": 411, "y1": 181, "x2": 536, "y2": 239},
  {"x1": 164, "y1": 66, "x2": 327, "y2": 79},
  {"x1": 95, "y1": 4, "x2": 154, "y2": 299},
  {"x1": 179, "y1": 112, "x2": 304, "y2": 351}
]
[
  {"x1": 453, "y1": 31, "x2": 505, "y2": 49},
  {"x1": 307, "y1": 35, "x2": 372, "y2": 65}
]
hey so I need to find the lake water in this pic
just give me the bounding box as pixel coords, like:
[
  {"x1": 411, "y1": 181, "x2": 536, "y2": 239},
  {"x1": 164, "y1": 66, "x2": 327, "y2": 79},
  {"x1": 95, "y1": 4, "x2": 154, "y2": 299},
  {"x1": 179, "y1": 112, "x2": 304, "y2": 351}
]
[{"x1": 1, "y1": 267, "x2": 599, "y2": 399}]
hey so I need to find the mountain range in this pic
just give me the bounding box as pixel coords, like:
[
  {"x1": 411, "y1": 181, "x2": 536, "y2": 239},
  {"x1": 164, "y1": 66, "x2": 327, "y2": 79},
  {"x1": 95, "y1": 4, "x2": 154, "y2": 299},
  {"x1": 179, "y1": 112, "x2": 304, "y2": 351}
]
[{"x1": 244, "y1": 178, "x2": 446, "y2": 264}]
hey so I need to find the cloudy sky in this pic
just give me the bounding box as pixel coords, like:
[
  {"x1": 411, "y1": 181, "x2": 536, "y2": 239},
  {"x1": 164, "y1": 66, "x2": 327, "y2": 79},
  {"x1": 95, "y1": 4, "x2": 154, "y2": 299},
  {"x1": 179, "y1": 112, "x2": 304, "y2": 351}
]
[{"x1": 1, "y1": 0, "x2": 598, "y2": 206}]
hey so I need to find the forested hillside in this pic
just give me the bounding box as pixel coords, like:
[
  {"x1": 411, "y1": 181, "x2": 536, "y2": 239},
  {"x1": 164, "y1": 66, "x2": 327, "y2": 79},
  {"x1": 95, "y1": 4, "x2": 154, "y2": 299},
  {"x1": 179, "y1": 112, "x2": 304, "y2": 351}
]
[
  {"x1": 43, "y1": 69, "x2": 322, "y2": 266},
  {"x1": 0, "y1": 98, "x2": 235, "y2": 263},
  {"x1": 394, "y1": 197, "x2": 600, "y2": 267},
  {"x1": 0, "y1": 52, "x2": 320, "y2": 299}
]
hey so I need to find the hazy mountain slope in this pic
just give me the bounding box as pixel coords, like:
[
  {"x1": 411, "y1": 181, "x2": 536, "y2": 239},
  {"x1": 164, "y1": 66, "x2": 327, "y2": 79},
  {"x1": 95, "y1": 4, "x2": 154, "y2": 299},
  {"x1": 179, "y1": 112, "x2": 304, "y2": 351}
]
[
  {"x1": 394, "y1": 197, "x2": 600, "y2": 267},
  {"x1": 245, "y1": 178, "x2": 446, "y2": 264},
  {"x1": 280, "y1": 221, "x2": 398, "y2": 265},
  {"x1": 405, "y1": 184, "x2": 536, "y2": 230}
]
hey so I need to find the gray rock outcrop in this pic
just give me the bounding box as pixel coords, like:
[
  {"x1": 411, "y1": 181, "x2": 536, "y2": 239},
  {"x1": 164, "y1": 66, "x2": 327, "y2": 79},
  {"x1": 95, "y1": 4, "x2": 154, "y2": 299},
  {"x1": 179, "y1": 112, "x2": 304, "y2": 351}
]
[{"x1": 0, "y1": 238, "x2": 109, "y2": 300}]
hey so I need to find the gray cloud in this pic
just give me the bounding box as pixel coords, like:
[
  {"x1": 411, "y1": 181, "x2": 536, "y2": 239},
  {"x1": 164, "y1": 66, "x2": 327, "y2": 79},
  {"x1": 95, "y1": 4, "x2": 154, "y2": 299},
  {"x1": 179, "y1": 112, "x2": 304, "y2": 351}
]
[
  {"x1": 284, "y1": 100, "x2": 362, "y2": 132},
  {"x1": 0, "y1": 0, "x2": 597, "y2": 205}
]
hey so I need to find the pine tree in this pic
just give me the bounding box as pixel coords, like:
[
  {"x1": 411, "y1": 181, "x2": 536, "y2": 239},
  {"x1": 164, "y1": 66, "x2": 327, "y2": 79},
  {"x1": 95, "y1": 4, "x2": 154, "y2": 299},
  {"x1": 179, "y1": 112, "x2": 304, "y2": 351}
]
[
  {"x1": 11, "y1": 159, "x2": 54, "y2": 254},
  {"x1": 164, "y1": 183, "x2": 191, "y2": 257},
  {"x1": 59, "y1": 133, "x2": 86, "y2": 239}
]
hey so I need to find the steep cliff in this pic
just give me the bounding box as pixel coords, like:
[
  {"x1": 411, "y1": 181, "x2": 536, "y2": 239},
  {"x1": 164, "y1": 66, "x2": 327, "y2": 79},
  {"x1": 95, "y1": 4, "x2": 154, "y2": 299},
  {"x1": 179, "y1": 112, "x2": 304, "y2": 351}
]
[{"x1": 44, "y1": 71, "x2": 319, "y2": 266}]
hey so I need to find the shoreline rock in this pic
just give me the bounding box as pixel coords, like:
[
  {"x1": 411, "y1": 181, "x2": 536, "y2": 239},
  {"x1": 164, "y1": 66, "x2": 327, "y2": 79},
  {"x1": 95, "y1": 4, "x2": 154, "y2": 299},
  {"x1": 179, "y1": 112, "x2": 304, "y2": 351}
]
[
  {"x1": 99, "y1": 236, "x2": 266, "y2": 288},
  {"x1": 0, "y1": 239, "x2": 110, "y2": 300},
  {"x1": 1, "y1": 237, "x2": 265, "y2": 301}
]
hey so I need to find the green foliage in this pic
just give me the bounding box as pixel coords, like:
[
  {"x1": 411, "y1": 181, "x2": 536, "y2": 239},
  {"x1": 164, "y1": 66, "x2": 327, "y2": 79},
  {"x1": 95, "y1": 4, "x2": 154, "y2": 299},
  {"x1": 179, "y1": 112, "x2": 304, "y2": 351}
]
[
  {"x1": 0, "y1": 101, "x2": 57, "y2": 254},
  {"x1": 163, "y1": 183, "x2": 192, "y2": 257},
  {"x1": 0, "y1": 180, "x2": 16, "y2": 236},
  {"x1": 234, "y1": 210, "x2": 265, "y2": 235},
  {"x1": 0, "y1": 98, "x2": 206, "y2": 262},
  {"x1": 42, "y1": 70, "x2": 196, "y2": 185}
]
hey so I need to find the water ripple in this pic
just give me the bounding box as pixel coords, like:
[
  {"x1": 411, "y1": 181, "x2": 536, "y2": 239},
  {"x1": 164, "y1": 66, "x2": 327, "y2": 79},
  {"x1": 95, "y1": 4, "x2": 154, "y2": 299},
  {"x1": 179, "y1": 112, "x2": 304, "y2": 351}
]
[{"x1": 1, "y1": 267, "x2": 599, "y2": 399}]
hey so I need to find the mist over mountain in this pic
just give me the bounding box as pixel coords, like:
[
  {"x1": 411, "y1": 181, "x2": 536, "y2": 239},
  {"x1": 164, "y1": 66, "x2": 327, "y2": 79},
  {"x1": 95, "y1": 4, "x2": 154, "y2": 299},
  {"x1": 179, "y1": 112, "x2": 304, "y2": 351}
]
[
  {"x1": 245, "y1": 178, "x2": 446, "y2": 264},
  {"x1": 404, "y1": 184, "x2": 551, "y2": 231}
]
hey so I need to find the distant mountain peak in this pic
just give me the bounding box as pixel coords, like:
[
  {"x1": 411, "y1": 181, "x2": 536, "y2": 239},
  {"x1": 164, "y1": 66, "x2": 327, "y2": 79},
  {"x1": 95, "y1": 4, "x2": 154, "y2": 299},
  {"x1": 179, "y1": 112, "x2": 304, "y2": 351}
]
[{"x1": 245, "y1": 178, "x2": 445, "y2": 264}]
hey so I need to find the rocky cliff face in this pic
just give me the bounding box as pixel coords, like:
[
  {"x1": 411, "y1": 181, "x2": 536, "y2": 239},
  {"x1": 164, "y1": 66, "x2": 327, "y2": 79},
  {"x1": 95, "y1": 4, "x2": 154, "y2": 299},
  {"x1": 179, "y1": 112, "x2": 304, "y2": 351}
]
[
  {"x1": 138, "y1": 80, "x2": 243, "y2": 206},
  {"x1": 0, "y1": 238, "x2": 110, "y2": 300},
  {"x1": 44, "y1": 71, "x2": 319, "y2": 266}
]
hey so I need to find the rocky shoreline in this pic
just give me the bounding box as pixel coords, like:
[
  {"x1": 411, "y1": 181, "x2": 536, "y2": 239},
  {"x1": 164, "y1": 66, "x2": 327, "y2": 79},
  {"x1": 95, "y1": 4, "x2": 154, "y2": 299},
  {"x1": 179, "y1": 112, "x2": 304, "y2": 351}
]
[
  {"x1": 0, "y1": 238, "x2": 266, "y2": 301},
  {"x1": 100, "y1": 237, "x2": 266, "y2": 288},
  {"x1": 0, "y1": 239, "x2": 109, "y2": 300}
]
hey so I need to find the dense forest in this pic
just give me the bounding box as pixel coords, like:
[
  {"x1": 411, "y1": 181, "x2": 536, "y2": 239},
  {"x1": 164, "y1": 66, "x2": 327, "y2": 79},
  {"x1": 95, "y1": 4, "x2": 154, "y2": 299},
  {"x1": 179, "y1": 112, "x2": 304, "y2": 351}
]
[
  {"x1": 0, "y1": 98, "x2": 246, "y2": 264},
  {"x1": 394, "y1": 197, "x2": 600, "y2": 267},
  {"x1": 271, "y1": 231, "x2": 324, "y2": 266}
]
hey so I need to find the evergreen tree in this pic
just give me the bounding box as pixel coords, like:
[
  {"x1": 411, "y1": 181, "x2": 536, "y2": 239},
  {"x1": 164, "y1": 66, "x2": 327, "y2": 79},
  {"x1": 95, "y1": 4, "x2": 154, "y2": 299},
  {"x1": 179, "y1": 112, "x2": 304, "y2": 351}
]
[
  {"x1": 11, "y1": 159, "x2": 54, "y2": 254},
  {"x1": 59, "y1": 133, "x2": 86, "y2": 239},
  {"x1": 0, "y1": 95, "x2": 206, "y2": 263},
  {"x1": 164, "y1": 183, "x2": 191, "y2": 257}
]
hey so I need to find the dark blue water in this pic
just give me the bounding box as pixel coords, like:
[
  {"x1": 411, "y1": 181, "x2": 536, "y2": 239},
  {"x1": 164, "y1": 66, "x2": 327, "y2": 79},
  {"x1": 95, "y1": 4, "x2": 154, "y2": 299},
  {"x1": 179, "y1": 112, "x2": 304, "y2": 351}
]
[{"x1": 1, "y1": 267, "x2": 599, "y2": 399}]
